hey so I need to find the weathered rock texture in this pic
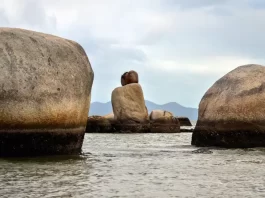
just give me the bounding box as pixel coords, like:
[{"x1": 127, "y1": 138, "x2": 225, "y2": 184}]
[
  {"x1": 111, "y1": 83, "x2": 148, "y2": 133},
  {"x1": 0, "y1": 28, "x2": 94, "y2": 156},
  {"x1": 85, "y1": 116, "x2": 149, "y2": 133},
  {"x1": 111, "y1": 83, "x2": 148, "y2": 122},
  {"x1": 85, "y1": 116, "x2": 112, "y2": 133},
  {"x1": 149, "y1": 110, "x2": 180, "y2": 133},
  {"x1": 120, "y1": 70, "x2": 138, "y2": 86},
  {"x1": 192, "y1": 64, "x2": 265, "y2": 148},
  {"x1": 177, "y1": 117, "x2": 192, "y2": 126}
]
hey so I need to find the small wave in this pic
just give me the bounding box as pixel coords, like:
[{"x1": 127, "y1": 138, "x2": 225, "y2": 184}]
[{"x1": 191, "y1": 148, "x2": 213, "y2": 154}]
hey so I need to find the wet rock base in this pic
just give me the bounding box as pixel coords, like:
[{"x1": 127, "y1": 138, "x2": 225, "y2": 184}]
[
  {"x1": 86, "y1": 116, "x2": 113, "y2": 133},
  {"x1": 177, "y1": 117, "x2": 192, "y2": 126},
  {"x1": 150, "y1": 117, "x2": 180, "y2": 133},
  {"x1": 85, "y1": 116, "x2": 180, "y2": 133},
  {"x1": 192, "y1": 121, "x2": 265, "y2": 148},
  {"x1": 0, "y1": 130, "x2": 85, "y2": 157}
]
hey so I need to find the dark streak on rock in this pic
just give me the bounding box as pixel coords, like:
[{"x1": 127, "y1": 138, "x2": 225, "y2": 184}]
[
  {"x1": 238, "y1": 82, "x2": 265, "y2": 97},
  {"x1": 0, "y1": 131, "x2": 85, "y2": 157},
  {"x1": 192, "y1": 120, "x2": 265, "y2": 148}
]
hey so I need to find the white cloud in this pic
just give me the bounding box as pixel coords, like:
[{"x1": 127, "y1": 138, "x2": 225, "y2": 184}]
[
  {"x1": 1, "y1": 0, "x2": 265, "y2": 107},
  {"x1": 147, "y1": 56, "x2": 263, "y2": 74}
]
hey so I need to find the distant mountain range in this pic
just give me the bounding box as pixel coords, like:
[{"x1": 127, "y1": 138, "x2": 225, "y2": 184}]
[{"x1": 89, "y1": 100, "x2": 198, "y2": 121}]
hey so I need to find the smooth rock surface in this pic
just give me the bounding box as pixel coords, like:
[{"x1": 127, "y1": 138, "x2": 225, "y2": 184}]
[
  {"x1": 192, "y1": 64, "x2": 265, "y2": 148},
  {"x1": 111, "y1": 83, "x2": 148, "y2": 123},
  {"x1": 0, "y1": 28, "x2": 94, "y2": 156},
  {"x1": 120, "y1": 70, "x2": 138, "y2": 86},
  {"x1": 149, "y1": 110, "x2": 173, "y2": 120}
]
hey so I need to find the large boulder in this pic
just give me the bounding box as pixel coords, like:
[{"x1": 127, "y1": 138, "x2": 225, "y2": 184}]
[
  {"x1": 112, "y1": 83, "x2": 148, "y2": 122},
  {"x1": 192, "y1": 64, "x2": 265, "y2": 148},
  {"x1": 0, "y1": 28, "x2": 94, "y2": 156},
  {"x1": 111, "y1": 83, "x2": 148, "y2": 132},
  {"x1": 149, "y1": 110, "x2": 180, "y2": 133}
]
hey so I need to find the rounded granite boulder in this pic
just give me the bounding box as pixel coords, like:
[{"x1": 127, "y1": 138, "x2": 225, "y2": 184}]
[
  {"x1": 192, "y1": 64, "x2": 265, "y2": 148},
  {"x1": 111, "y1": 83, "x2": 149, "y2": 132},
  {"x1": 112, "y1": 83, "x2": 148, "y2": 122},
  {"x1": 120, "y1": 70, "x2": 138, "y2": 86},
  {"x1": 0, "y1": 28, "x2": 94, "y2": 156}
]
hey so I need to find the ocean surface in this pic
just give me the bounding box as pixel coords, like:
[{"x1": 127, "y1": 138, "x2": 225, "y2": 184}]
[{"x1": 1, "y1": 130, "x2": 265, "y2": 197}]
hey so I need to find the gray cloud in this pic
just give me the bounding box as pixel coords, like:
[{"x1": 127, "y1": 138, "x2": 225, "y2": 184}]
[{"x1": 0, "y1": 0, "x2": 56, "y2": 32}]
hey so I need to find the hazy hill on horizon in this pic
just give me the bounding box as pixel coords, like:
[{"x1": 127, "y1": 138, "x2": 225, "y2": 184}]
[{"x1": 89, "y1": 100, "x2": 198, "y2": 121}]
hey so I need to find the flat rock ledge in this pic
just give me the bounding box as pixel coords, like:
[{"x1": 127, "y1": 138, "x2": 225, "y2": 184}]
[
  {"x1": 192, "y1": 121, "x2": 265, "y2": 148},
  {"x1": 85, "y1": 116, "x2": 180, "y2": 133},
  {"x1": 177, "y1": 117, "x2": 193, "y2": 126},
  {"x1": 149, "y1": 117, "x2": 180, "y2": 133}
]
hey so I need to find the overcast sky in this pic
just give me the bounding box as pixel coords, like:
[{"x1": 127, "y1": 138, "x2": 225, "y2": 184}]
[{"x1": 1, "y1": 0, "x2": 265, "y2": 108}]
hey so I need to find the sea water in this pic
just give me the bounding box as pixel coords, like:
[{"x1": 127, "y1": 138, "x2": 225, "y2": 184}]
[{"x1": 1, "y1": 132, "x2": 265, "y2": 198}]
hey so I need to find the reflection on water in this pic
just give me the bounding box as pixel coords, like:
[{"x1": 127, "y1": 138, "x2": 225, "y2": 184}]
[{"x1": 1, "y1": 133, "x2": 265, "y2": 198}]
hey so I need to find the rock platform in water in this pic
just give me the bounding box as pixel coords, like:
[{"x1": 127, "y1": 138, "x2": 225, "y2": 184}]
[
  {"x1": 177, "y1": 117, "x2": 192, "y2": 126},
  {"x1": 85, "y1": 116, "x2": 181, "y2": 133}
]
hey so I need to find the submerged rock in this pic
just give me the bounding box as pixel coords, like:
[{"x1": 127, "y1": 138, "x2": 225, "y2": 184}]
[
  {"x1": 192, "y1": 64, "x2": 265, "y2": 148},
  {"x1": 0, "y1": 28, "x2": 94, "y2": 156},
  {"x1": 191, "y1": 148, "x2": 213, "y2": 154}
]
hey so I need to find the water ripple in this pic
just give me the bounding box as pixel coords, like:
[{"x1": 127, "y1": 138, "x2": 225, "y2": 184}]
[{"x1": 1, "y1": 133, "x2": 265, "y2": 197}]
